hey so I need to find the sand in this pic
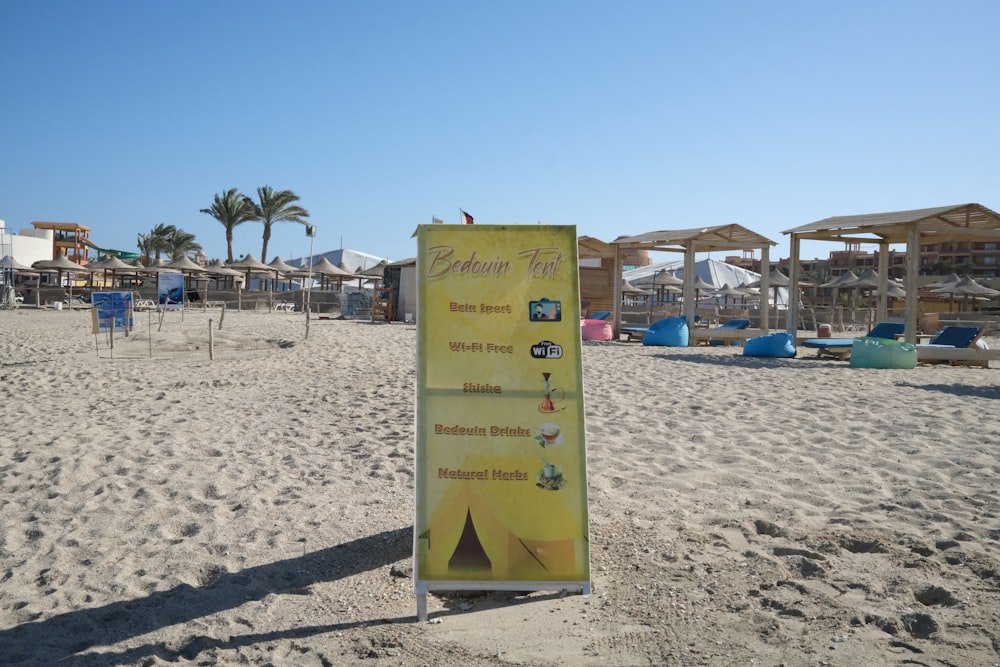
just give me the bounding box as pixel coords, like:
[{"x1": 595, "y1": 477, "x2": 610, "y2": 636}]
[{"x1": 1, "y1": 308, "x2": 999, "y2": 666}]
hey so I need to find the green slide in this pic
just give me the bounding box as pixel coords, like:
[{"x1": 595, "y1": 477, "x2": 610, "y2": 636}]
[{"x1": 80, "y1": 238, "x2": 141, "y2": 260}]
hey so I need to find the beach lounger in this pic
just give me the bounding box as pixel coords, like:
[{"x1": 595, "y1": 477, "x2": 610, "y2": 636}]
[
  {"x1": 800, "y1": 322, "x2": 905, "y2": 359},
  {"x1": 623, "y1": 315, "x2": 699, "y2": 342},
  {"x1": 916, "y1": 326, "x2": 986, "y2": 366},
  {"x1": 916, "y1": 326, "x2": 981, "y2": 350},
  {"x1": 702, "y1": 318, "x2": 751, "y2": 346}
]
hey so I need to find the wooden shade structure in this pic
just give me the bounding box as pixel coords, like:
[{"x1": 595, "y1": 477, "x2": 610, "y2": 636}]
[
  {"x1": 783, "y1": 203, "x2": 1000, "y2": 342},
  {"x1": 613, "y1": 224, "x2": 777, "y2": 337}
]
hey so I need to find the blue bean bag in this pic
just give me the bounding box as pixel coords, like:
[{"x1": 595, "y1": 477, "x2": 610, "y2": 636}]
[
  {"x1": 744, "y1": 332, "x2": 797, "y2": 358},
  {"x1": 642, "y1": 316, "x2": 689, "y2": 347},
  {"x1": 850, "y1": 336, "x2": 917, "y2": 369}
]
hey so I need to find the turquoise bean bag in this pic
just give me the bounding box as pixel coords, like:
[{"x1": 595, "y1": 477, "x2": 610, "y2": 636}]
[
  {"x1": 850, "y1": 337, "x2": 917, "y2": 369},
  {"x1": 744, "y1": 332, "x2": 797, "y2": 358},
  {"x1": 642, "y1": 316, "x2": 689, "y2": 347}
]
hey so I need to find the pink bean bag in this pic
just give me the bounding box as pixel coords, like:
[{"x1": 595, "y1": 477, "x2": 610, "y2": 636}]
[{"x1": 581, "y1": 319, "x2": 614, "y2": 341}]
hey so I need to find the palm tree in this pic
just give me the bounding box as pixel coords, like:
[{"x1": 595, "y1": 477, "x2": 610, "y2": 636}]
[
  {"x1": 200, "y1": 189, "x2": 257, "y2": 262},
  {"x1": 136, "y1": 223, "x2": 177, "y2": 264},
  {"x1": 251, "y1": 186, "x2": 311, "y2": 262},
  {"x1": 136, "y1": 233, "x2": 155, "y2": 264},
  {"x1": 166, "y1": 229, "x2": 202, "y2": 260}
]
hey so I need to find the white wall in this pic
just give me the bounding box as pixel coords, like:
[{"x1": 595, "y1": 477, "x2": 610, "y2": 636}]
[
  {"x1": 398, "y1": 265, "x2": 417, "y2": 320},
  {"x1": 1, "y1": 229, "x2": 53, "y2": 265}
]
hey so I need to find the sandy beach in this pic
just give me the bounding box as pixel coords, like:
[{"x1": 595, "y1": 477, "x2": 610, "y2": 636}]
[{"x1": 1, "y1": 308, "x2": 999, "y2": 666}]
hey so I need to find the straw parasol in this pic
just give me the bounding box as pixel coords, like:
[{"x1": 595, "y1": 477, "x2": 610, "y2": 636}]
[
  {"x1": 227, "y1": 254, "x2": 272, "y2": 290},
  {"x1": 746, "y1": 268, "x2": 790, "y2": 324},
  {"x1": 166, "y1": 255, "x2": 207, "y2": 273},
  {"x1": 1, "y1": 255, "x2": 36, "y2": 272},
  {"x1": 307, "y1": 257, "x2": 356, "y2": 291},
  {"x1": 633, "y1": 269, "x2": 683, "y2": 307},
  {"x1": 821, "y1": 270, "x2": 859, "y2": 289},
  {"x1": 268, "y1": 256, "x2": 297, "y2": 273},
  {"x1": 205, "y1": 260, "x2": 243, "y2": 289},
  {"x1": 358, "y1": 259, "x2": 389, "y2": 278},
  {"x1": 2, "y1": 256, "x2": 38, "y2": 307},
  {"x1": 689, "y1": 274, "x2": 715, "y2": 303},
  {"x1": 841, "y1": 268, "x2": 881, "y2": 289},
  {"x1": 747, "y1": 267, "x2": 788, "y2": 303},
  {"x1": 933, "y1": 275, "x2": 1000, "y2": 312},
  {"x1": 621, "y1": 279, "x2": 646, "y2": 296},
  {"x1": 871, "y1": 284, "x2": 907, "y2": 298},
  {"x1": 712, "y1": 283, "x2": 744, "y2": 305},
  {"x1": 88, "y1": 254, "x2": 140, "y2": 289},
  {"x1": 33, "y1": 253, "x2": 95, "y2": 305},
  {"x1": 924, "y1": 273, "x2": 962, "y2": 290}
]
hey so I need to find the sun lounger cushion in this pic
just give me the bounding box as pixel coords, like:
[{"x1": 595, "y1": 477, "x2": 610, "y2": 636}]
[
  {"x1": 801, "y1": 322, "x2": 905, "y2": 351},
  {"x1": 743, "y1": 332, "x2": 796, "y2": 358},
  {"x1": 707, "y1": 318, "x2": 751, "y2": 346},
  {"x1": 850, "y1": 336, "x2": 917, "y2": 369},
  {"x1": 642, "y1": 316, "x2": 688, "y2": 347},
  {"x1": 581, "y1": 319, "x2": 614, "y2": 341},
  {"x1": 916, "y1": 326, "x2": 980, "y2": 349}
]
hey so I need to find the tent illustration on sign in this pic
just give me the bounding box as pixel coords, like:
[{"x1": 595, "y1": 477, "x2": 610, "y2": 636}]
[{"x1": 418, "y1": 455, "x2": 587, "y2": 581}]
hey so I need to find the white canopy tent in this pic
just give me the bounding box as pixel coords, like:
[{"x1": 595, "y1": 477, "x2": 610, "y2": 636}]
[{"x1": 623, "y1": 258, "x2": 785, "y2": 308}]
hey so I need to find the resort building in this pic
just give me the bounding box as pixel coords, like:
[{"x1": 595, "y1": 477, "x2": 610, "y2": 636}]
[{"x1": 31, "y1": 221, "x2": 92, "y2": 264}]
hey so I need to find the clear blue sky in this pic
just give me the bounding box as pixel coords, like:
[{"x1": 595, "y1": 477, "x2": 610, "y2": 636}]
[{"x1": 2, "y1": 1, "x2": 998, "y2": 264}]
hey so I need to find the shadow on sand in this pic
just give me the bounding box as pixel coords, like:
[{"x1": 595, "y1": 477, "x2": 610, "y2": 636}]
[{"x1": 1, "y1": 526, "x2": 413, "y2": 666}]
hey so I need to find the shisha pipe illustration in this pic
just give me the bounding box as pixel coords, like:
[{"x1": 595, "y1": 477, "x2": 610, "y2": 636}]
[{"x1": 539, "y1": 372, "x2": 565, "y2": 413}]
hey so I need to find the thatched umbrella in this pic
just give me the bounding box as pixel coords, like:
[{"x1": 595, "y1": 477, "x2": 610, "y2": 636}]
[
  {"x1": 1, "y1": 255, "x2": 35, "y2": 272},
  {"x1": 747, "y1": 268, "x2": 789, "y2": 323},
  {"x1": 712, "y1": 283, "x2": 744, "y2": 306},
  {"x1": 689, "y1": 274, "x2": 715, "y2": 302},
  {"x1": 820, "y1": 270, "x2": 858, "y2": 324},
  {"x1": 359, "y1": 259, "x2": 389, "y2": 278},
  {"x1": 227, "y1": 254, "x2": 272, "y2": 289},
  {"x1": 204, "y1": 261, "x2": 243, "y2": 292},
  {"x1": 88, "y1": 254, "x2": 140, "y2": 290},
  {"x1": 166, "y1": 255, "x2": 206, "y2": 273},
  {"x1": 33, "y1": 253, "x2": 95, "y2": 307},
  {"x1": 842, "y1": 268, "x2": 881, "y2": 290},
  {"x1": 933, "y1": 276, "x2": 1000, "y2": 312},
  {"x1": 265, "y1": 256, "x2": 296, "y2": 292},
  {"x1": 821, "y1": 269, "x2": 859, "y2": 289},
  {"x1": 621, "y1": 279, "x2": 646, "y2": 296},
  {"x1": 924, "y1": 273, "x2": 962, "y2": 290},
  {"x1": 309, "y1": 257, "x2": 356, "y2": 291},
  {"x1": 2, "y1": 256, "x2": 37, "y2": 307},
  {"x1": 227, "y1": 253, "x2": 278, "y2": 310},
  {"x1": 348, "y1": 259, "x2": 388, "y2": 291},
  {"x1": 633, "y1": 269, "x2": 683, "y2": 308}
]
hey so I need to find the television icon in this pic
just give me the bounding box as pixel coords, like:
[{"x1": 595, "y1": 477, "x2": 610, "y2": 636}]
[{"x1": 529, "y1": 298, "x2": 561, "y2": 322}]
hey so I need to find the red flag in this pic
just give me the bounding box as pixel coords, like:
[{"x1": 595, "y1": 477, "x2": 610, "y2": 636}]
[{"x1": 460, "y1": 209, "x2": 474, "y2": 225}]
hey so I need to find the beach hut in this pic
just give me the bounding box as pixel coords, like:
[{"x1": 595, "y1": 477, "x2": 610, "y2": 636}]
[
  {"x1": 783, "y1": 204, "x2": 1000, "y2": 343},
  {"x1": 613, "y1": 225, "x2": 778, "y2": 338}
]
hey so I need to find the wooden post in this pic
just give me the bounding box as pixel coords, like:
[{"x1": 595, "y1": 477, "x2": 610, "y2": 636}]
[
  {"x1": 208, "y1": 319, "x2": 215, "y2": 361},
  {"x1": 91, "y1": 308, "x2": 100, "y2": 357}
]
